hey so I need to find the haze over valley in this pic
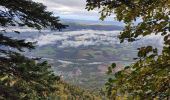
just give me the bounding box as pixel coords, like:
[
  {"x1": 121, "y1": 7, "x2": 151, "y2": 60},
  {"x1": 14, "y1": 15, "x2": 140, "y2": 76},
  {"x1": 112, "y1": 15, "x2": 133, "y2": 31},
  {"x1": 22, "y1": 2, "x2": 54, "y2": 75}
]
[{"x1": 6, "y1": 19, "x2": 163, "y2": 90}]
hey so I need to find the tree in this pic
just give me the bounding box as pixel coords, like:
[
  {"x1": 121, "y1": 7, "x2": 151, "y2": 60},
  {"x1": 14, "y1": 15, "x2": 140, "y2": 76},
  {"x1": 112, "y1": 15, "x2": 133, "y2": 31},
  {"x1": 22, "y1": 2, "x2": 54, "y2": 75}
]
[
  {"x1": 86, "y1": 0, "x2": 170, "y2": 99},
  {"x1": 0, "y1": 0, "x2": 67, "y2": 99}
]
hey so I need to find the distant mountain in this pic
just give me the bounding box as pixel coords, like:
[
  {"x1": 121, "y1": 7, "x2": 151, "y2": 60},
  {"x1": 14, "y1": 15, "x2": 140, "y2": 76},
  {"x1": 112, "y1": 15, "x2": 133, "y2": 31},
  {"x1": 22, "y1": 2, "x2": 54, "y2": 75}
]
[
  {"x1": 61, "y1": 19, "x2": 124, "y2": 26},
  {"x1": 61, "y1": 19, "x2": 124, "y2": 31}
]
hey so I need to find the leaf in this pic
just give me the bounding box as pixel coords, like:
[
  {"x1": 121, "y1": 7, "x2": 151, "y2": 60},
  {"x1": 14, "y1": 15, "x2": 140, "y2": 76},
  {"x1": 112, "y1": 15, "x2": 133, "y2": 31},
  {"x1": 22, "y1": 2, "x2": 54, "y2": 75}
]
[
  {"x1": 108, "y1": 67, "x2": 113, "y2": 74},
  {"x1": 124, "y1": 66, "x2": 130, "y2": 70},
  {"x1": 111, "y1": 63, "x2": 116, "y2": 69}
]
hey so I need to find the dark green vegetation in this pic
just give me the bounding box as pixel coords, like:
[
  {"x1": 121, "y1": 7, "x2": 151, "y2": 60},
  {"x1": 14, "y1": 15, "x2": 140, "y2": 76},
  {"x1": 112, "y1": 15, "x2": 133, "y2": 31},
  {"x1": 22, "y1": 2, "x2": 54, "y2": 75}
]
[
  {"x1": 0, "y1": 0, "x2": 100, "y2": 99},
  {"x1": 51, "y1": 81, "x2": 101, "y2": 100},
  {"x1": 86, "y1": 0, "x2": 170, "y2": 99}
]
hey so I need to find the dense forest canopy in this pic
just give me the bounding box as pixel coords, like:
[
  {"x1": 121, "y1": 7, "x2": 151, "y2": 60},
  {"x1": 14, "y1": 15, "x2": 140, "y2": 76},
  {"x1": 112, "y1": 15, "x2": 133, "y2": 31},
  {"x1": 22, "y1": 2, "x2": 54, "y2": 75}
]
[
  {"x1": 0, "y1": 0, "x2": 67, "y2": 99},
  {"x1": 86, "y1": 0, "x2": 170, "y2": 99}
]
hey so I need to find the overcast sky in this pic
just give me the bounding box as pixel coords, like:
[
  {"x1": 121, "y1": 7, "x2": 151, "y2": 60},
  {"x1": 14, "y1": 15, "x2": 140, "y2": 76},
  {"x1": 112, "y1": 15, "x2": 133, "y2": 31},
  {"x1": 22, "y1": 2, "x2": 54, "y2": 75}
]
[{"x1": 33, "y1": 0, "x2": 114, "y2": 21}]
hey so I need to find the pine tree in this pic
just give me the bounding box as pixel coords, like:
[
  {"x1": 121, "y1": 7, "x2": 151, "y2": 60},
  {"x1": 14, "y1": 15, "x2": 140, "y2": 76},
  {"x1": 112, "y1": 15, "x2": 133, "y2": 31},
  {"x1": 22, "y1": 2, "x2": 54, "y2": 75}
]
[
  {"x1": 0, "y1": 0, "x2": 67, "y2": 99},
  {"x1": 86, "y1": 0, "x2": 170, "y2": 99}
]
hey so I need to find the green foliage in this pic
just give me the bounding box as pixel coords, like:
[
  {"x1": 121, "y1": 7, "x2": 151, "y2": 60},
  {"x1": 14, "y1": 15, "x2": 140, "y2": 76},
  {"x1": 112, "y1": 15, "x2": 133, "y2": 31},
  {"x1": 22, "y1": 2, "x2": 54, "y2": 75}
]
[
  {"x1": 107, "y1": 63, "x2": 116, "y2": 74},
  {"x1": 50, "y1": 81, "x2": 102, "y2": 100},
  {"x1": 0, "y1": 0, "x2": 67, "y2": 30},
  {"x1": 86, "y1": 0, "x2": 170, "y2": 99},
  {"x1": 0, "y1": 0, "x2": 68, "y2": 99},
  {"x1": 0, "y1": 52, "x2": 60, "y2": 99}
]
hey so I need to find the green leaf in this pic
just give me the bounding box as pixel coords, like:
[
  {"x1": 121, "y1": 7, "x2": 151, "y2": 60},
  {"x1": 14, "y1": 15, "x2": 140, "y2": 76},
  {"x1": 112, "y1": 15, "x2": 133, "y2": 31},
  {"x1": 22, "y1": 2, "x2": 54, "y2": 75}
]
[{"x1": 111, "y1": 63, "x2": 116, "y2": 69}]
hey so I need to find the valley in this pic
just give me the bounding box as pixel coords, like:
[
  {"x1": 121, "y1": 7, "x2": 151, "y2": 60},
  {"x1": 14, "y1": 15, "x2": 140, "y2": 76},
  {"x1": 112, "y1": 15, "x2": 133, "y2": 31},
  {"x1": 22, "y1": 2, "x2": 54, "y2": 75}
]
[{"x1": 10, "y1": 20, "x2": 163, "y2": 91}]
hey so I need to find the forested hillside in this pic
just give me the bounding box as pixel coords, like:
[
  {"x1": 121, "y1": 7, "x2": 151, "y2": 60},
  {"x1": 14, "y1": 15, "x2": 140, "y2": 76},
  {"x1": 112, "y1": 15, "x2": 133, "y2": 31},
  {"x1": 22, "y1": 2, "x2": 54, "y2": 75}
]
[
  {"x1": 0, "y1": 0, "x2": 169, "y2": 100},
  {"x1": 0, "y1": 0, "x2": 100, "y2": 99},
  {"x1": 49, "y1": 80, "x2": 101, "y2": 100}
]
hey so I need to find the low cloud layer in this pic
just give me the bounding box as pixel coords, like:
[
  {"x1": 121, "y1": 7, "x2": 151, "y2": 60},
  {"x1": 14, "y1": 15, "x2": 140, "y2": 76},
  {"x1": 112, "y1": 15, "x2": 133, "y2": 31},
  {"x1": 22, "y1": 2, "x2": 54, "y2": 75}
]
[
  {"x1": 27, "y1": 30, "x2": 121, "y2": 47},
  {"x1": 27, "y1": 30, "x2": 163, "y2": 48}
]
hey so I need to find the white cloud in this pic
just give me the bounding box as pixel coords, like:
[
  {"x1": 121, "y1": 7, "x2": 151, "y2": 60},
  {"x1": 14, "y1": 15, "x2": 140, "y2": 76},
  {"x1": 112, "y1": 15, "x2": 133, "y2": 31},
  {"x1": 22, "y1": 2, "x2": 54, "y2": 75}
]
[
  {"x1": 33, "y1": 0, "x2": 114, "y2": 21},
  {"x1": 33, "y1": 0, "x2": 92, "y2": 14},
  {"x1": 27, "y1": 30, "x2": 163, "y2": 48},
  {"x1": 27, "y1": 30, "x2": 121, "y2": 47}
]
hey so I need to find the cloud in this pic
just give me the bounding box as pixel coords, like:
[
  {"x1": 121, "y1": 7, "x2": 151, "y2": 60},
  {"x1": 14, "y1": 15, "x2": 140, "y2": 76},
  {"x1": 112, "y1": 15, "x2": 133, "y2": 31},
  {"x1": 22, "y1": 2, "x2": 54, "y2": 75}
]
[
  {"x1": 27, "y1": 30, "x2": 121, "y2": 47},
  {"x1": 27, "y1": 29, "x2": 163, "y2": 48},
  {"x1": 46, "y1": 0, "x2": 85, "y2": 8},
  {"x1": 33, "y1": 0, "x2": 114, "y2": 21},
  {"x1": 33, "y1": 0, "x2": 94, "y2": 15}
]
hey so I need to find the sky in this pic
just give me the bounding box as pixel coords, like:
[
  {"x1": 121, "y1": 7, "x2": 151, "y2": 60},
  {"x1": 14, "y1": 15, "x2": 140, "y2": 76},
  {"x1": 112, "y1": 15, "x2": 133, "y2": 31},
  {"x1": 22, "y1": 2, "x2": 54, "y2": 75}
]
[{"x1": 33, "y1": 0, "x2": 115, "y2": 21}]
